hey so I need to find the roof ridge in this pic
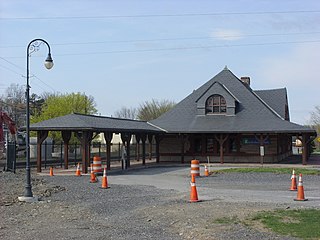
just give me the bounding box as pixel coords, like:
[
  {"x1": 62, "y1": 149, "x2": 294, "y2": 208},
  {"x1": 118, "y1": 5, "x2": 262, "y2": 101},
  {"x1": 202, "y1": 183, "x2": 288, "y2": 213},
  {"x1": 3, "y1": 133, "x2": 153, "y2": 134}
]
[
  {"x1": 73, "y1": 112, "x2": 148, "y2": 123},
  {"x1": 254, "y1": 87, "x2": 286, "y2": 92}
]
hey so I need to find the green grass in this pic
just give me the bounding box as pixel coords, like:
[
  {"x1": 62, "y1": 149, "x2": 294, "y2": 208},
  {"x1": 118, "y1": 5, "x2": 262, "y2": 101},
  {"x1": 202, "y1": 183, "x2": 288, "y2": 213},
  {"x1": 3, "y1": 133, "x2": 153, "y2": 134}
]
[
  {"x1": 213, "y1": 216, "x2": 239, "y2": 224},
  {"x1": 211, "y1": 167, "x2": 320, "y2": 175},
  {"x1": 251, "y1": 209, "x2": 320, "y2": 239}
]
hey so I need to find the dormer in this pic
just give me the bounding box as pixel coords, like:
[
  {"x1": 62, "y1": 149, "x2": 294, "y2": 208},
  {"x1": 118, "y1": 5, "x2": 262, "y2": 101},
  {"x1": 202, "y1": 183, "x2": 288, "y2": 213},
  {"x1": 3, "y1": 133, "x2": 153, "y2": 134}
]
[{"x1": 196, "y1": 82, "x2": 239, "y2": 116}]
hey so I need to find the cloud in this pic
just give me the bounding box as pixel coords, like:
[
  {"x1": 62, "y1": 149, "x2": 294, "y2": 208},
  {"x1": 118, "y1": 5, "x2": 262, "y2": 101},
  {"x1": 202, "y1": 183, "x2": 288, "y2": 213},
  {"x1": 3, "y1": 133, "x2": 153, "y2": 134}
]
[{"x1": 210, "y1": 29, "x2": 243, "y2": 41}]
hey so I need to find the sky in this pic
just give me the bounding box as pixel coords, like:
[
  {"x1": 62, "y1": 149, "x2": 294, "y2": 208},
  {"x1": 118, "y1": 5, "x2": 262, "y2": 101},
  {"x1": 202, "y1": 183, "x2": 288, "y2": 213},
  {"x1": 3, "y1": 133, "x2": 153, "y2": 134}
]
[{"x1": 0, "y1": 0, "x2": 319, "y2": 125}]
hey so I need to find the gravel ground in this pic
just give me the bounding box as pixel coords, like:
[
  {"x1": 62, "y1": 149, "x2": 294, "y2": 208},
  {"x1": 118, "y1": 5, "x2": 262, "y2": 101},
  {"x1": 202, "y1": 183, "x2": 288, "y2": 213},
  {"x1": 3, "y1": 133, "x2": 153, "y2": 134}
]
[{"x1": 1, "y1": 167, "x2": 319, "y2": 240}]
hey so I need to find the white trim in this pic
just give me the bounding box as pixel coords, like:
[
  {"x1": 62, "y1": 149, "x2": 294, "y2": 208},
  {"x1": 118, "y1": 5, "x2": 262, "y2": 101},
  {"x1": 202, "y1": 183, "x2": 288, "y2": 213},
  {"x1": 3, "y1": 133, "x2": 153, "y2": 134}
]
[{"x1": 147, "y1": 122, "x2": 168, "y2": 133}]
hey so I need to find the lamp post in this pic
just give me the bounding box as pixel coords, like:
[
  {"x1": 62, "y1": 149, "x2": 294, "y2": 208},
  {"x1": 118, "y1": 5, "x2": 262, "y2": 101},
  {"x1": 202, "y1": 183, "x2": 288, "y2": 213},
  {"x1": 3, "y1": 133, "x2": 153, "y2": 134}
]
[{"x1": 18, "y1": 39, "x2": 53, "y2": 202}]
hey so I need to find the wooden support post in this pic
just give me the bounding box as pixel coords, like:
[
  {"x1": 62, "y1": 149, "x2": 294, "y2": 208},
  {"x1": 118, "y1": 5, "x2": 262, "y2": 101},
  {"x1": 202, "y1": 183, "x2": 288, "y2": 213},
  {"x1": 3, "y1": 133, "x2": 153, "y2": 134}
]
[
  {"x1": 62, "y1": 131, "x2": 71, "y2": 169},
  {"x1": 215, "y1": 134, "x2": 228, "y2": 164},
  {"x1": 155, "y1": 135, "x2": 162, "y2": 163},
  {"x1": 36, "y1": 130, "x2": 48, "y2": 172},
  {"x1": 148, "y1": 135, "x2": 153, "y2": 160},
  {"x1": 121, "y1": 133, "x2": 132, "y2": 168},
  {"x1": 76, "y1": 131, "x2": 93, "y2": 174},
  {"x1": 141, "y1": 134, "x2": 147, "y2": 165},
  {"x1": 255, "y1": 134, "x2": 269, "y2": 165},
  {"x1": 104, "y1": 132, "x2": 113, "y2": 170},
  {"x1": 135, "y1": 134, "x2": 141, "y2": 162},
  {"x1": 236, "y1": 134, "x2": 241, "y2": 153},
  {"x1": 181, "y1": 134, "x2": 185, "y2": 164},
  {"x1": 301, "y1": 134, "x2": 311, "y2": 165}
]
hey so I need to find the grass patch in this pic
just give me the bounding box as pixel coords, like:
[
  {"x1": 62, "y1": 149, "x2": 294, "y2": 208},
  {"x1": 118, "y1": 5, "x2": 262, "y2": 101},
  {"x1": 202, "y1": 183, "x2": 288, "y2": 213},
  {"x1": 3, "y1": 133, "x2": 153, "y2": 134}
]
[
  {"x1": 211, "y1": 167, "x2": 320, "y2": 175},
  {"x1": 251, "y1": 209, "x2": 320, "y2": 239},
  {"x1": 213, "y1": 216, "x2": 239, "y2": 224}
]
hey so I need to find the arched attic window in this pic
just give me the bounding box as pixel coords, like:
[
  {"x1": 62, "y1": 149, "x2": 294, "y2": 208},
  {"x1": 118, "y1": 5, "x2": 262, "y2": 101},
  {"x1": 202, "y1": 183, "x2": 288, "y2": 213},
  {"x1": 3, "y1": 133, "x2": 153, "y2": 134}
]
[{"x1": 205, "y1": 95, "x2": 227, "y2": 114}]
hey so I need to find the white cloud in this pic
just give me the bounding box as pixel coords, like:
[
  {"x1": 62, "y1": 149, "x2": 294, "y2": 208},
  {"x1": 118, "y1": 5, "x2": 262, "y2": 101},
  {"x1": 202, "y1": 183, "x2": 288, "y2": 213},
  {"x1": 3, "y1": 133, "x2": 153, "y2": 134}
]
[{"x1": 210, "y1": 29, "x2": 243, "y2": 41}]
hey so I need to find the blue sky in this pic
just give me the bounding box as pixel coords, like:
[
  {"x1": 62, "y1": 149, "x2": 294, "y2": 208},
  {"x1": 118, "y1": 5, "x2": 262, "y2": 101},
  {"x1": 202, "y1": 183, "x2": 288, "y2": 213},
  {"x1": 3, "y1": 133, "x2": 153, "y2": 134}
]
[{"x1": 0, "y1": 0, "x2": 319, "y2": 125}]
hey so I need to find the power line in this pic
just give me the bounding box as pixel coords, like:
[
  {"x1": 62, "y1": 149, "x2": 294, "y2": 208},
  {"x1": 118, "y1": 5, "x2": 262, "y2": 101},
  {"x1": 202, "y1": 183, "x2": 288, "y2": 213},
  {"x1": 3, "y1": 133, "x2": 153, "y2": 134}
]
[
  {"x1": 0, "y1": 57, "x2": 57, "y2": 92},
  {"x1": 3, "y1": 39, "x2": 319, "y2": 58},
  {"x1": 1, "y1": 31, "x2": 320, "y2": 49},
  {"x1": 0, "y1": 56, "x2": 24, "y2": 70},
  {"x1": 0, "y1": 64, "x2": 24, "y2": 77},
  {"x1": 1, "y1": 10, "x2": 320, "y2": 20}
]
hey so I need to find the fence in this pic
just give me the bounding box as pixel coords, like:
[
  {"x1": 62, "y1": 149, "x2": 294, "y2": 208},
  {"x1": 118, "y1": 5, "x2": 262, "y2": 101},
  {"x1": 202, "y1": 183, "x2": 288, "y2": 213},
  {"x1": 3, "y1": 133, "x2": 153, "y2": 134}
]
[{"x1": 7, "y1": 142, "x2": 156, "y2": 170}]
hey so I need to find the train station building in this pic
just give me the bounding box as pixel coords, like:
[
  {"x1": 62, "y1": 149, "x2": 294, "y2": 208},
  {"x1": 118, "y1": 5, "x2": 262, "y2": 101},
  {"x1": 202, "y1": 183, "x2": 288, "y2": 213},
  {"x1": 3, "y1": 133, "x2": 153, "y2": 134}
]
[{"x1": 31, "y1": 67, "x2": 317, "y2": 173}]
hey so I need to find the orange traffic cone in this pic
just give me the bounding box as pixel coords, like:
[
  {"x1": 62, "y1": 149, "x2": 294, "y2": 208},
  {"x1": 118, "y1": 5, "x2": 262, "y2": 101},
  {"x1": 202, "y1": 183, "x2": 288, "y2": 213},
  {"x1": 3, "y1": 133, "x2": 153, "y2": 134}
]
[
  {"x1": 49, "y1": 167, "x2": 54, "y2": 176},
  {"x1": 101, "y1": 168, "x2": 109, "y2": 189},
  {"x1": 204, "y1": 165, "x2": 209, "y2": 177},
  {"x1": 90, "y1": 164, "x2": 98, "y2": 183},
  {"x1": 294, "y1": 174, "x2": 308, "y2": 201},
  {"x1": 190, "y1": 174, "x2": 200, "y2": 202},
  {"x1": 290, "y1": 169, "x2": 297, "y2": 191},
  {"x1": 75, "y1": 163, "x2": 81, "y2": 176}
]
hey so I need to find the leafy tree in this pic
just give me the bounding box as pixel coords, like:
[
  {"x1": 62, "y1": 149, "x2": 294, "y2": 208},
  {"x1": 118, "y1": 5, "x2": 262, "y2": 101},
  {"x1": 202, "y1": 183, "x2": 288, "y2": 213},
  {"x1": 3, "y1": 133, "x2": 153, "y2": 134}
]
[
  {"x1": 114, "y1": 106, "x2": 137, "y2": 119},
  {"x1": 32, "y1": 92, "x2": 97, "y2": 123},
  {"x1": 137, "y1": 99, "x2": 176, "y2": 121},
  {"x1": 31, "y1": 92, "x2": 97, "y2": 141}
]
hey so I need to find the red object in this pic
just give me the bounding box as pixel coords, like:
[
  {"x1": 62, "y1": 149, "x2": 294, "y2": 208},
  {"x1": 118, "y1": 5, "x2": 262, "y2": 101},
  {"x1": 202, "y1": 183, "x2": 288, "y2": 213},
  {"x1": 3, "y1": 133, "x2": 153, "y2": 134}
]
[
  {"x1": 0, "y1": 111, "x2": 17, "y2": 142},
  {"x1": 0, "y1": 112, "x2": 17, "y2": 153}
]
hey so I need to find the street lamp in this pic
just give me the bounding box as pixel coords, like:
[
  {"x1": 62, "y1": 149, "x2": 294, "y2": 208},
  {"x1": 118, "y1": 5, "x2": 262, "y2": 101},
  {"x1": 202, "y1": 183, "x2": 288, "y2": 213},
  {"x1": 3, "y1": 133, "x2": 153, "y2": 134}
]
[{"x1": 18, "y1": 39, "x2": 53, "y2": 202}]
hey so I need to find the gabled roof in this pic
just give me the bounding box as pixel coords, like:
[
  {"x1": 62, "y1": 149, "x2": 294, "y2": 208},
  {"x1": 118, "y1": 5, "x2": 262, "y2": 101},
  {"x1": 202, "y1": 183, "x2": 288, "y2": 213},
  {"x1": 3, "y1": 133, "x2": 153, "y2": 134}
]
[
  {"x1": 30, "y1": 113, "x2": 163, "y2": 133},
  {"x1": 151, "y1": 68, "x2": 315, "y2": 134},
  {"x1": 254, "y1": 88, "x2": 288, "y2": 120},
  {"x1": 195, "y1": 81, "x2": 240, "y2": 103}
]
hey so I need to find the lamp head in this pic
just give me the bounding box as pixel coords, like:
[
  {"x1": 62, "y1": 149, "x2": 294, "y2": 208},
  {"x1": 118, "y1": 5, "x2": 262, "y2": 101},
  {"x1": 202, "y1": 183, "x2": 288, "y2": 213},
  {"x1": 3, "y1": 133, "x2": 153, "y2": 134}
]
[{"x1": 44, "y1": 53, "x2": 54, "y2": 69}]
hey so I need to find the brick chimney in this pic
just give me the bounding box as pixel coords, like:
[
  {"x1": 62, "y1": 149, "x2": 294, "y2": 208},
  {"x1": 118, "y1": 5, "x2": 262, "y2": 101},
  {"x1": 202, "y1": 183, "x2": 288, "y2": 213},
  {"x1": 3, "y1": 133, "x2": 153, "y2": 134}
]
[{"x1": 241, "y1": 77, "x2": 250, "y2": 86}]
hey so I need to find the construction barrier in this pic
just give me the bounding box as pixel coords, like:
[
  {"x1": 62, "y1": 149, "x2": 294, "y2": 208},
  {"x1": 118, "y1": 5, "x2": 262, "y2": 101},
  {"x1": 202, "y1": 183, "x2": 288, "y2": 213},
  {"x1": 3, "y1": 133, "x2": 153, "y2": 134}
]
[
  {"x1": 49, "y1": 167, "x2": 54, "y2": 176},
  {"x1": 75, "y1": 163, "x2": 81, "y2": 176},
  {"x1": 92, "y1": 156, "x2": 103, "y2": 174},
  {"x1": 190, "y1": 159, "x2": 200, "y2": 177},
  {"x1": 290, "y1": 169, "x2": 297, "y2": 191},
  {"x1": 90, "y1": 164, "x2": 98, "y2": 183},
  {"x1": 204, "y1": 165, "x2": 209, "y2": 177},
  {"x1": 294, "y1": 174, "x2": 308, "y2": 201},
  {"x1": 190, "y1": 174, "x2": 200, "y2": 202},
  {"x1": 101, "y1": 168, "x2": 109, "y2": 189}
]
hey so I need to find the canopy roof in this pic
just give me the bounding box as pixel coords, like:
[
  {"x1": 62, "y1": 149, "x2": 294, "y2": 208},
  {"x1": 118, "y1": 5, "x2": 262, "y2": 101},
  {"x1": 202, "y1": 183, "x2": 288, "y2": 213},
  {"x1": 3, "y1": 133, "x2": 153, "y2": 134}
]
[{"x1": 30, "y1": 113, "x2": 163, "y2": 133}]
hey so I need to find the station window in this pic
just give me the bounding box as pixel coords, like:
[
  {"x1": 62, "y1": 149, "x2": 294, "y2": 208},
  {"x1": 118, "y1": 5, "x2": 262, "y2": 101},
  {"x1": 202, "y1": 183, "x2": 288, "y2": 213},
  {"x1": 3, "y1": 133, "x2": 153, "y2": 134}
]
[{"x1": 206, "y1": 95, "x2": 226, "y2": 114}]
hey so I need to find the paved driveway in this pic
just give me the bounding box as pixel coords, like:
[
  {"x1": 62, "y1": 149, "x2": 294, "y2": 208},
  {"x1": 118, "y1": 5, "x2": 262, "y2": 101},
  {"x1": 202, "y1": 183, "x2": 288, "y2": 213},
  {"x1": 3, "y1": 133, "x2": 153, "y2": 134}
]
[{"x1": 107, "y1": 165, "x2": 320, "y2": 207}]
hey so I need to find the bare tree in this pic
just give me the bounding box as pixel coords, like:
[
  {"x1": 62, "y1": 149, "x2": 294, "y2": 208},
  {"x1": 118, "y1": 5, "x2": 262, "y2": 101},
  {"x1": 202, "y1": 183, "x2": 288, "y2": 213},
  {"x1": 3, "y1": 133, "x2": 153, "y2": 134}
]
[
  {"x1": 310, "y1": 106, "x2": 320, "y2": 127},
  {"x1": 0, "y1": 83, "x2": 26, "y2": 127},
  {"x1": 114, "y1": 107, "x2": 137, "y2": 120},
  {"x1": 137, "y1": 99, "x2": 176, "y2": 121},
  {"x1": 310, "y1": 105, "x2": 320, "y2": 150}
]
